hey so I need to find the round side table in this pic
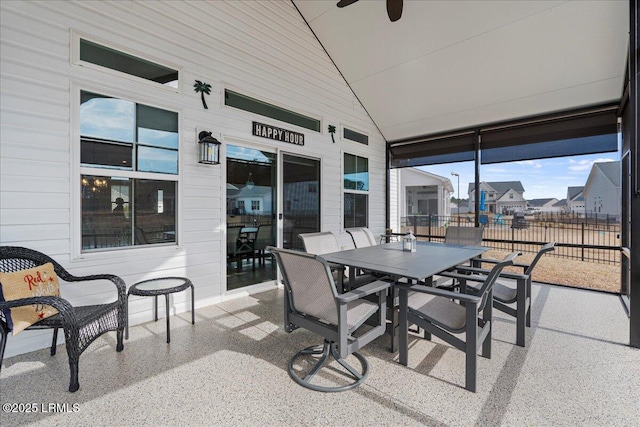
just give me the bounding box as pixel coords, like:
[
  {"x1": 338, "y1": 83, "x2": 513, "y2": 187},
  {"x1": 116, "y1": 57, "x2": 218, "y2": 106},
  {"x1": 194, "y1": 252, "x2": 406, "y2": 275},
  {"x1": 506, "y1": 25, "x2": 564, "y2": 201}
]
[{"x1": 126, "y1": 277, "x2": 194, "y2": 343}]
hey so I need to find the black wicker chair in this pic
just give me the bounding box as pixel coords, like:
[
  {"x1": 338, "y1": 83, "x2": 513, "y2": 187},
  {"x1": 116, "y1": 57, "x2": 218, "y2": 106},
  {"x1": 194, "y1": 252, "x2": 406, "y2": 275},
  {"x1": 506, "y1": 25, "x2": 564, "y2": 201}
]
[{"x1": 0, "y1": 246, "x2": 126, "y2": 392}]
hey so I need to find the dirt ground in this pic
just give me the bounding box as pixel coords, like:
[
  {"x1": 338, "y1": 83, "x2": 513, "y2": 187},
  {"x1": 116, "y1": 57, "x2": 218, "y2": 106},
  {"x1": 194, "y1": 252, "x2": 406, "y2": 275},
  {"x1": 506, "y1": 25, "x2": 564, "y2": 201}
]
[{"x1": 482, "y1": 249, "x2": 620, "y2": 293}]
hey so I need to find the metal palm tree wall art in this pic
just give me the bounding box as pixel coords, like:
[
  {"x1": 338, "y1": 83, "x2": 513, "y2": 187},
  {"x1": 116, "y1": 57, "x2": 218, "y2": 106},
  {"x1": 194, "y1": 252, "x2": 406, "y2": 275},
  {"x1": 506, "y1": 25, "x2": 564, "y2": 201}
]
[{"x1": 194, "y1": 80, "x2": 212, "y2": 109}]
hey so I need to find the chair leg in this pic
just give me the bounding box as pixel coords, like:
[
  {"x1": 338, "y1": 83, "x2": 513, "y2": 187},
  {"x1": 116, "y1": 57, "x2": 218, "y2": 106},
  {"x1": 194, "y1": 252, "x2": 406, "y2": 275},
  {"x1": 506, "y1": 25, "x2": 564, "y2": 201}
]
[
  {"x1": 516, "y1": 278, "x2": 526, "y2": 347},
  {"x1": 51, "y1": 328, "x2": 59, "y2": 356},
  {"x1": 69, "y1": 362, "x2": 79, "y2": 392},
  {"x1": 0, "y1": 322, "x2": 8, "y2": 368},
  {"x1": 466, "y1": 304, "x2": 478, "y2": 392},
  {"x1": 116, "y1": 328, "x2": 124, "y2": 352}
]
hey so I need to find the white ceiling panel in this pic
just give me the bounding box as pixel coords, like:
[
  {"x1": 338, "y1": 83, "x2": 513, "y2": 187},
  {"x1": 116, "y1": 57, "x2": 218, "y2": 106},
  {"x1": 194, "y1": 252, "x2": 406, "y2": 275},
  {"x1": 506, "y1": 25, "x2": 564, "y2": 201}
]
[{"x1": 293, "y1": 0, "x2": 629, "y2": 141}]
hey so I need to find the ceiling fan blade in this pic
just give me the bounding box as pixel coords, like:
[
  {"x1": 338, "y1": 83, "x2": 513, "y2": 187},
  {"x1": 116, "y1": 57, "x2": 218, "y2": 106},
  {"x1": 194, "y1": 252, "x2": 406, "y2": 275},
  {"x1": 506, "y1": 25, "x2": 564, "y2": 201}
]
[
  {"x1": 387, "y1": 0, "x2": 403, "y2": 22},
  {"x1": 337, "y1": 0, "x2": 359, "y2": 8}
]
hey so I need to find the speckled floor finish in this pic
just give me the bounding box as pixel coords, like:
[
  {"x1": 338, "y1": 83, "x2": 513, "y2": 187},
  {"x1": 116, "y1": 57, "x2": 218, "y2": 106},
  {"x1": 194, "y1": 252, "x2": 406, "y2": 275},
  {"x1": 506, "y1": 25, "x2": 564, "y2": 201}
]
[{"x1": 1, "y1": 283, "x2": 638, "y2": 426}]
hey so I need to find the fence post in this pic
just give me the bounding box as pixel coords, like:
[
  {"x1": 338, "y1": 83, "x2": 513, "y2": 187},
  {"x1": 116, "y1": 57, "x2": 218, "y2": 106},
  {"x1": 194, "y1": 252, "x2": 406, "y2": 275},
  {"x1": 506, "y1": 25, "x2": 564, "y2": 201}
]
[
  {"x1": 581, "y1": 222, "x2": 585, "y2": 261},
  {"x1": 511, "y1": 223, "x2": 515, "y2": 252},
  {"x1": 413, "y1": 216, "x2": 418, "y2": 237},
  {"x1": 428, "y1": 215, "x2": 432, "y2": 242}
]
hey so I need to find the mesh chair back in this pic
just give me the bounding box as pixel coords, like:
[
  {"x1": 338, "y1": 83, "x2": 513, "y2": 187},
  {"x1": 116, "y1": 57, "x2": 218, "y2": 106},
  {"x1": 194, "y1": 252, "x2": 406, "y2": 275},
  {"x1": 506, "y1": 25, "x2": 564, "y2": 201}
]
[
  {"x1": 271, "y1": 248, "x2": 339, "y2": 326},
  {"x1": 227, "y1": 225, "x2": 244, "y2": 253},
  {"x1": 445, "y1": 226, "x2": 484, "y2": 246},
  {"x1": 253, "y1": 224, "x2": 273, "y2": 251},
  {"x1": 299, "y1": 232, "x2": 340, "y2": 255},
  {"x1": 346, "y1": 228, "x2": 373, "y2": 248},
  {"x1": 475, "y1": 252, "x2": 520, "y2": 311}
]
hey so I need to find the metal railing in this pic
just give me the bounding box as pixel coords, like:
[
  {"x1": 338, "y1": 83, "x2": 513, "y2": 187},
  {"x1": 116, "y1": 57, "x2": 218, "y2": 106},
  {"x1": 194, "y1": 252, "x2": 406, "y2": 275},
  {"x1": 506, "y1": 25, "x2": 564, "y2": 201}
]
[{"x1": 400, "y1": 214, "x2": 621, "y2": 265}]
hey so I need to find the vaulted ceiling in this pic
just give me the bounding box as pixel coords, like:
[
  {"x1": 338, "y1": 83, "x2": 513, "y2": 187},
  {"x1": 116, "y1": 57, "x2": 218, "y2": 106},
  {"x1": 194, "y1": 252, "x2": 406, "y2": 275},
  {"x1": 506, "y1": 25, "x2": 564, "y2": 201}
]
[{"x1": 293, "y1": 1, "x2": 629, "y2": 142}]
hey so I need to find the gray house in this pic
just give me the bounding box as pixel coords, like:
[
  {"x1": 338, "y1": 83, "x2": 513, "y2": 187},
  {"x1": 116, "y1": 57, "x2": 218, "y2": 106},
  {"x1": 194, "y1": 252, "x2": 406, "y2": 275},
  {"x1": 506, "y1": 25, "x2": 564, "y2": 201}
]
[
  {"x1": 583, "y1": 161, "x2": 621, "y2": 219},
  {"x1": 566, "y1": 186, "x2": 586, "y2": 215},
  {"x1": 468, "y1": 181, "x2": 526, "y2": 214}
]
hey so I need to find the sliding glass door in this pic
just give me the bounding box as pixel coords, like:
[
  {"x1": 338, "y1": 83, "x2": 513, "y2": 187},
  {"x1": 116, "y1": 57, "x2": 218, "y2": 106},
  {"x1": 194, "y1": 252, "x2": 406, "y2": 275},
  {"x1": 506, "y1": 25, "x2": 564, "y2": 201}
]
[
  {"x1": 282, "y1": 154, "x2": 320, "y2": 250},
  {"x1": 226, "y1": 145, "x2": 277, "y2": 290}
]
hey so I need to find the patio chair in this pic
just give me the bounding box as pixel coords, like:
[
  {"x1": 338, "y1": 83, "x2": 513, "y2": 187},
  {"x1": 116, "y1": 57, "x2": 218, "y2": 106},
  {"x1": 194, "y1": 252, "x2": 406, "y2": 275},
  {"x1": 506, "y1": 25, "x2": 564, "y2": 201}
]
[
  {"x1": 398, "y1": 252, "x2": 519, "y2": 392},
  {"x1": 0, "y1": 246, "x2": 126, "y2": 392},
  {"x1": 251, "y1": 224, "x2": 273, "y2": 268},
  {"x1": 227, "y1": 225, "x2": 254, "y2": 271},
  {"x1": 345, "y1": 228, "x2": 377, "y2": 248},
  {"x1": 269, "y1": 246, "x2": 390, "y2": 392},
  {"x1": 456, "y1": 242, "x2": 556, "y2": 346},
  {"x1": 299, "y1": 232, "x2": 376, "y2": 290},
  {"x1": 432, "y1": 226, "x2": 484, "y2": 289}
]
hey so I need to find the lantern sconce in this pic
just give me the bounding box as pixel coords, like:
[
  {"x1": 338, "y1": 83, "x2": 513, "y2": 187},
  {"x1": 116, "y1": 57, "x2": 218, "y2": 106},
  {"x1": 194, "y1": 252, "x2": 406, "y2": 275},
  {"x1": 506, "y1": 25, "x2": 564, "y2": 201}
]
[{"x1": 197, "y1": 131, "x2": 221, "y2": 165}]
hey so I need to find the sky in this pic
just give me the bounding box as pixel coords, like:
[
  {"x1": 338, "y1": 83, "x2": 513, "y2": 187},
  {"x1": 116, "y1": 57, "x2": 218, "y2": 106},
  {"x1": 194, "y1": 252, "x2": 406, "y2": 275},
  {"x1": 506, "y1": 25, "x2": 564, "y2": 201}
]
[{"x1": 419, "y1": 152, "x2": 618, "y2": 201}]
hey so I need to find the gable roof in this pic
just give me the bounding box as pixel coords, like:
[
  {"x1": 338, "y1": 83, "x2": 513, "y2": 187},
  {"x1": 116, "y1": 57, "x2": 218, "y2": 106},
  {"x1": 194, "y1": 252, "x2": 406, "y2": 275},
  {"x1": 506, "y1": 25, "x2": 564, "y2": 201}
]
[
  {"x1": 567, "y1": 186, "x2": 584, "y2": 201},
  {"x1": 594, "y1": 161, "x2": 621, "y2": 187},
  {"x1": 528, "y1": 198, "x2": 558, "y2": 207},
  {"x1": 468, "y1": 181, "x2": 525, "y2": 194}
]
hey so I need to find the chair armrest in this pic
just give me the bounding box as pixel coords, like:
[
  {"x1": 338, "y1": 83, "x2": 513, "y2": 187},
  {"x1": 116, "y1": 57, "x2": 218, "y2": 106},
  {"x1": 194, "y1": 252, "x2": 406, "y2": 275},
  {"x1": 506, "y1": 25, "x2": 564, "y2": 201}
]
[
  {"x1": 336, "y1": 280, "x2": 391, "y2": 303},
  {"x1": 0, "y1": 296, "x2": 79, "y2": 327},
  {"x1": 453, "y1": 266, "x2": 529, "y2": 281},
  {"x1": 396, "y1": 283, "x2": 481, "y2": 304},
  {"x1": 438, "y1": 271, "x2": 498, "y2": 285},
  {"x1": 62, "y1": 273, "x2": 127, "y2": 303},
  {"x1": 470, "y1": 257, "x2": 529, "y2": 271}
]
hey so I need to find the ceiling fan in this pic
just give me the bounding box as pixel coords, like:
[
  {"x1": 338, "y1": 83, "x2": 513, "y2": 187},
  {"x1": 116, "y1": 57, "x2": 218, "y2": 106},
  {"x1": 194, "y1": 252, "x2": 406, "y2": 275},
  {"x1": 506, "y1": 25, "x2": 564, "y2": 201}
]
[{"x1": 337, "y1": 0, "x2": 403, "y2": 22}]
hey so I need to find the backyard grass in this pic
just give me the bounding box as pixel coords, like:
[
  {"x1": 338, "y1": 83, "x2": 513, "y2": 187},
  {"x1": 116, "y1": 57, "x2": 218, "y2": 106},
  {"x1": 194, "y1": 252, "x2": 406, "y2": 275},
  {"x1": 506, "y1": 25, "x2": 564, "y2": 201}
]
[{"x1": 482, "y1": 249, "x2": 620, "y2": 293}]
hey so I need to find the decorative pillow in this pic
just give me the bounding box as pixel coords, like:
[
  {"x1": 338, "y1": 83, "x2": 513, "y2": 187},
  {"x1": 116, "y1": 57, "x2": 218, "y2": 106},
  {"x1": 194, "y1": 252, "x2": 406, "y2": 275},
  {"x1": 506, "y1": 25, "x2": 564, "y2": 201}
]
[{"x1": 0, "y1": 263, "x2": 60, "y2": 335}]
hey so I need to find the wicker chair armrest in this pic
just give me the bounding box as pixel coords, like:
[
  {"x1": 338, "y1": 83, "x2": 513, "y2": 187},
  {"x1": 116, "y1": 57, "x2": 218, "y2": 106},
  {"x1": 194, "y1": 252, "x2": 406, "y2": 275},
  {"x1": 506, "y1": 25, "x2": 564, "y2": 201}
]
[
  {"x1": 60, "y1": 273, "x2": 126, "y2": 301},
  {"x1": 396, "y1": 283, "x2": 481, "y2": 304},
  {"x1": 0, "y1": 296, "x2": 78, "y2": 326},
  {"x1": 336, "y1": 280, "x2": 391, "y2": 303}
]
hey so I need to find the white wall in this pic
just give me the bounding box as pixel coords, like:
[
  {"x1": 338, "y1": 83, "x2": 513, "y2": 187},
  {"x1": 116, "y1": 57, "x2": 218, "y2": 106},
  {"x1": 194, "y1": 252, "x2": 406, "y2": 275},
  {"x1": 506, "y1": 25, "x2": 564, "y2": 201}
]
[{"x1": 0, "y1": 1, "x2": 386, "y2": 357}]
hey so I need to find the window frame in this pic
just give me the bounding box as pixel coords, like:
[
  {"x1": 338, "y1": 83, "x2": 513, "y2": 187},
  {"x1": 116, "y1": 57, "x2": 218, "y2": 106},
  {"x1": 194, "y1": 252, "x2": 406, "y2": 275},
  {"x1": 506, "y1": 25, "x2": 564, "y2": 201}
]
[
  {"x1": 341, "y1": 124, "x2": 369, "y2": 146},
  {"x1": 71, "y1": 82, "x2": 183, "y2": 260},
  {"x1": 71, "y1": 31, "x2": 183, "y2": 93},
  {"x1": 221, "y1": 83, "x2": 323, "y2": 134},
  {"x1": 342, "y1": 152, "x2": 370, "y2": 229}
]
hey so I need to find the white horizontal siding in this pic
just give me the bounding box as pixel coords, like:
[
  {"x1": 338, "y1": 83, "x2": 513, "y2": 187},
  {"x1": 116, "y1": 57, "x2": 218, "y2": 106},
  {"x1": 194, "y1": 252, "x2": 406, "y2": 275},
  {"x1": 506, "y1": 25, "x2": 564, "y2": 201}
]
[{"x1": 0, "y1": 0, "x2": 386, "y2": 357}]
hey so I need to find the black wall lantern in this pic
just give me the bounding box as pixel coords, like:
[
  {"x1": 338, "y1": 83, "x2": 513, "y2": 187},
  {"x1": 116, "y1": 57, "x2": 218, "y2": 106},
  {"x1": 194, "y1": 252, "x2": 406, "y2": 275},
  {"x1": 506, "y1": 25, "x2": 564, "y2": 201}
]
[{"x1": 198, "y1": 131, "x2": 221, "y2": 165}]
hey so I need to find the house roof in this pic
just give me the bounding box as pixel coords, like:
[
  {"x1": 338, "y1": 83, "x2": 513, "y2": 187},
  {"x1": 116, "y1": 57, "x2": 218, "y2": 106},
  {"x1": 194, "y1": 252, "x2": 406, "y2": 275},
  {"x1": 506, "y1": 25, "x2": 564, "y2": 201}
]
[
  {"x1": 567, "y1": 186, "x2": 584, "y2": 201},
  {"x1": 528, "y1": 198, "x2": 558, "y2": 207},
  {"x1": 468, "y1": 181, "x2": 525, "y2": 194},
  {"x1": 553, "y1": 199, "x2": 567, "y2": 207},
  {"x1": 594, "y1": 161, "x2": 621, "y2": 187}
]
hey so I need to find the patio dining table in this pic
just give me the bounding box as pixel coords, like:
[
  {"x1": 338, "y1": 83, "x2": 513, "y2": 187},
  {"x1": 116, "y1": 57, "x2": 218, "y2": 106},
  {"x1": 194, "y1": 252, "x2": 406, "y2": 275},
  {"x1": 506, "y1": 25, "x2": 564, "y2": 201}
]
[{"x1": 323, "y1": 241, "x2": 489, "y2": 351}]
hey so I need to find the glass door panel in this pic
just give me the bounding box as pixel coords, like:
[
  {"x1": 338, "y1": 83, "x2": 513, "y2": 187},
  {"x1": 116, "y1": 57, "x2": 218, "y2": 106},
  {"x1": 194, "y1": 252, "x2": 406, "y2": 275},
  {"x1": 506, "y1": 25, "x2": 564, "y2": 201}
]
[
  {"x1": 226, "y1": 145, "x2": 276, "y2": 290},
  {"x1": 282, "y1": 154, "x2": 320, "y2": 250}
]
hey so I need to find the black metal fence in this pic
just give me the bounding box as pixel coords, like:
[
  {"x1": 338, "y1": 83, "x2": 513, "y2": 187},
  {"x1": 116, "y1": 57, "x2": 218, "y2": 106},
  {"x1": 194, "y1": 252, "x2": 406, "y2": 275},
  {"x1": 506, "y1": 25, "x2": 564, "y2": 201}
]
[{"x1": 400, "y1": 214, "x2": 621, "y2": 265}]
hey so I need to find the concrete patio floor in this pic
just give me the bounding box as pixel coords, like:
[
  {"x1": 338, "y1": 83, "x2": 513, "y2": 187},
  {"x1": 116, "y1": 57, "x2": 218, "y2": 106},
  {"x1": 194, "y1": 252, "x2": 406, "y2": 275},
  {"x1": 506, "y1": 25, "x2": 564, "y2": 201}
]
[{"x1": 1, "y1": 283, "x2": 638, "y2": 426}]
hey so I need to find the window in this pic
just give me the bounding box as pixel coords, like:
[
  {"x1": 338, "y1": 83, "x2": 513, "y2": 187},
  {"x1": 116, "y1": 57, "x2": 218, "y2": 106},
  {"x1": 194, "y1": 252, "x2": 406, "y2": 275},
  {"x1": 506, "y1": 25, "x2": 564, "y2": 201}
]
[
  {"x1": 237, "y1": 200, "x2": 246, "y2": 213},
  {"x1": 224, "y1": 89, "x2": 321, "y2": 132},
  {"x1": 343, "y1": 127, "x2": 368, "y2": 145},
  {"x1": 80, "y1": 91, "x2": 178, "y2": 251},
  {"x1": 79, "y1": 38, "x2": 179, "y2": 88},
  {"x1": 251, "y1": 200, "x2": 260, "y2": 211},
  {"x1": 344, "y1": 153, "x2": 369, "y2": 228}
]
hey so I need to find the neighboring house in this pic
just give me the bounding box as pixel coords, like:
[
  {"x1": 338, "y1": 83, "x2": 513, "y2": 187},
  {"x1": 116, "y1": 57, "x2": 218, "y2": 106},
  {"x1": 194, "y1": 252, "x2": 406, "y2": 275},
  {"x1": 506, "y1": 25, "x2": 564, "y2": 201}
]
[
  {"x1": 583, "y1": 161, "x2": 621, "y2": 219},
  {"x1": 389, "y1": 168, "x2": 454, "y2": 231},
  {"x1": 468, "y1": 181, "x2": 526, "y2": 214},
  {"x1": 566, "y1": 186, "x2": 585, "y2": 215},
  {"x1": 451, "y1": 200, "x2": 470, "y2": 214},
  {"x1": 553, "y1": 199, "x2": 567, "y2": 212},
  {"x1": 527, "y1": 198, "x2": 561, "y2": 213},
  {"x1": 229, "y1": 186, "x2": 273, "y2": 216}
]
